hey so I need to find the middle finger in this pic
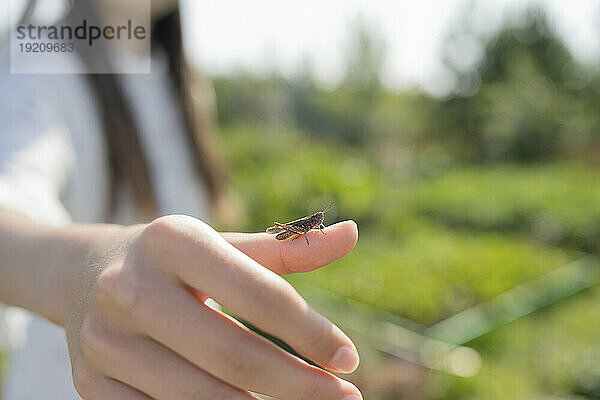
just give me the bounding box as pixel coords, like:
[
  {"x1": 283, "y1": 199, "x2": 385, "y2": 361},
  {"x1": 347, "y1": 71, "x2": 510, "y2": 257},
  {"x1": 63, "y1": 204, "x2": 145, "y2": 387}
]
[{"x1": 133, "y1": 281, "x2": 361, "y2": 400}]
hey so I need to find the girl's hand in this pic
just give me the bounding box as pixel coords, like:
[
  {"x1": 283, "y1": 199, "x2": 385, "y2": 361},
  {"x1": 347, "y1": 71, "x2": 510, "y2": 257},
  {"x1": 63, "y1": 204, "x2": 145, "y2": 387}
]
[{"x1": 64, "y1": 215, "x2": 362, "y2": 400}]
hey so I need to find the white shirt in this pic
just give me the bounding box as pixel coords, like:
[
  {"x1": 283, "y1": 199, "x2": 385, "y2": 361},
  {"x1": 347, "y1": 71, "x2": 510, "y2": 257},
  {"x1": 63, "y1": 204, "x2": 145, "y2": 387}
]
[{"x1": 0, "y1": 47, "x2": 210, "y2": 399}]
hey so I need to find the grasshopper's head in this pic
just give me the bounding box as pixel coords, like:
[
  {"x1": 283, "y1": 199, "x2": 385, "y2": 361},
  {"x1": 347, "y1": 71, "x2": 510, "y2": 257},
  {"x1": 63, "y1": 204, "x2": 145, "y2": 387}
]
[{"x1": 314, "y1": 202, "x2": 335, "y2": 224}]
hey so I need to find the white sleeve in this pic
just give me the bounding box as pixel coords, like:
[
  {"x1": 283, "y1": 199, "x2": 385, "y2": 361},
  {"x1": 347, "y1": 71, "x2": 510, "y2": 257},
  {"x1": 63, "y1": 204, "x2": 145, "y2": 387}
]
[{"x1": 0, "y1": 73, "x2": 74, "y2": 226}]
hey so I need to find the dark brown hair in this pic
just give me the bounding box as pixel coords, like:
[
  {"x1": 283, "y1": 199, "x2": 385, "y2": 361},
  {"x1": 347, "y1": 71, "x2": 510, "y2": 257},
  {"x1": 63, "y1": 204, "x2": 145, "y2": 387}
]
[{"x1": 22, "y1": 0, "x2": 226, "y2": 220}]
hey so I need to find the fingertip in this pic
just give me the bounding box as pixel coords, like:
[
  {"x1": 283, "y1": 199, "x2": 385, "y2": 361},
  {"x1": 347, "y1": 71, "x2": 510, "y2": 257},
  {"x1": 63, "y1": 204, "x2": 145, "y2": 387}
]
[
  {"x1": 340, "y1": 220, "x2": 358, "y2": 244},
  {"x1": 291, "y1": 220, "x2": 357, "y2": 271},
  {"x1": 340, "y1": 380, "x2": 363, "y2": 400},
  {"x1": 326, "y1": 220, "x2": 358, "y2": 252},
  {"x1": 330, "y1": 346, "x2": 360, "y2": 373},
  {"x1": 328, "y1": 219, "x2": 358, "y2": 233}
]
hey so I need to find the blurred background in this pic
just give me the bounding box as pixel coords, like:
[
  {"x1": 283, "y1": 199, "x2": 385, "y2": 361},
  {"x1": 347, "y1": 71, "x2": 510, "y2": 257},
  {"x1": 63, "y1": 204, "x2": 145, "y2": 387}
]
[
  {"x1": 3, "y1": 0, "x2": 600, "y2": 399},
  {"x1": 187, "y1": 0, "x2": 600, "y2": 399}
]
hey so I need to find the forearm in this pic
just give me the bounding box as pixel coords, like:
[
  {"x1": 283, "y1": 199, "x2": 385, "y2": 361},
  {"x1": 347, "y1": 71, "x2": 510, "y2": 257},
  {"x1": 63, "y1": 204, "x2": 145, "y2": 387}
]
[{"x1": 0, "y1": 210, "x2": 131, "y2": 325}]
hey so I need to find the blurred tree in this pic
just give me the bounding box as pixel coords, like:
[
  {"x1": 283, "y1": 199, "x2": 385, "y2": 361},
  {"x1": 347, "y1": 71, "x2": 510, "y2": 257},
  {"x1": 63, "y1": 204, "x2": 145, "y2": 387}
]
[
  {"x1": 213, "y1": 74, "x2": 292, "y2": 126},
  {"x1": 478, "y1": 8, "x2": 571, "y2": 84},
  {"x1": 290, "y1": 18, "x2": 387, "y2": 144},
  {"x1": 431, "y1": 6, "x2": 592, "y2": 163},
  {"x1": 342, "y1": 16, "x2": 386, "y2": 99},
  {"x1": 213, "y1": 3, "x2": 600, "y2": 165}
]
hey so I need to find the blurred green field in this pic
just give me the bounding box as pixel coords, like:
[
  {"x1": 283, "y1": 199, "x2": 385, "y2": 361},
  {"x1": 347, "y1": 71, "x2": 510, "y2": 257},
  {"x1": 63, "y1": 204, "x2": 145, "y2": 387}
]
[
  {"x1": 218, "y1": 123, "x2": 600, "y2": 400},
  {"x1": 407, "y1": 165, "x2": 600, "y2": 252}
]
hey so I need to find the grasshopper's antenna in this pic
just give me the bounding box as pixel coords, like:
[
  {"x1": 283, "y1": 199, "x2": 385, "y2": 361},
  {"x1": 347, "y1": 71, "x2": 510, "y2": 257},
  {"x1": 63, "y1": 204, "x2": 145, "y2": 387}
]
[{"x1": 322, "y1": 201, "x2": 335, "y2": 214}]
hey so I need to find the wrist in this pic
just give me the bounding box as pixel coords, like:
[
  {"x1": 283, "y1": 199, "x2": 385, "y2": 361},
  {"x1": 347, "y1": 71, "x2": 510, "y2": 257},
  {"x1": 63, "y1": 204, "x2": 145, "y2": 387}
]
[
  {"x1": 38, "y1": 223, "x2": 134, "y2": 326},
  {"x1": 0, "y1": 211, "x2": 136, "y2": 325},
  {"x1": 38, "y1": 229, "x2": 91, "y2": 325}
]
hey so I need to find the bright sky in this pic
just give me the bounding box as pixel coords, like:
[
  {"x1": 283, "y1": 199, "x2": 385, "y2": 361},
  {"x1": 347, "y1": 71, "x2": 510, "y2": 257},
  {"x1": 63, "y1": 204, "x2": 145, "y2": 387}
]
[
  {"x1": 182, "y1": 0, "x2": 600, "y2": 95},
  {"x1": 3, "y1": 0, "x2": 599, "y2": 95}
]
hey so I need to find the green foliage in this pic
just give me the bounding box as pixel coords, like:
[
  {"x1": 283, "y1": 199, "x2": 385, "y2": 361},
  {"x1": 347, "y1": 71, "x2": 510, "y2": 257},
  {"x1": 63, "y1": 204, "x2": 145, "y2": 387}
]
[
  {"x1": 287, "y1": 228, "x2": 570, "y2": 325},
  {"x1": 210, "y1": 5, "x2": 600, "y2": 400},
  {"x1": 432, "y1": 6, "x2": 600, "y2": 163},
  {"x1": 431, "y1": 287, "x2": 600, "y2": 400},
  {"x1": 405, "y1": 164, "x2": 600, "y2": 252},
  {"x1": 219, "y1": 124, "x2": 581, "y2": 324},
  {"x1": 217, "y1": 123, "x2": 384, "y2": 232},
  {"x1": 217, "y1": 121, "x2": 599, "y2": 400},
  {"x1": 213, "y1": 75, "x2": 292, "y2": 126},
  {"x1": 478, "y1": 9, "x2": 572, "y2": 85},
  {"x1": 341, "y1": 17, "x2": 386, "y2": 97}
]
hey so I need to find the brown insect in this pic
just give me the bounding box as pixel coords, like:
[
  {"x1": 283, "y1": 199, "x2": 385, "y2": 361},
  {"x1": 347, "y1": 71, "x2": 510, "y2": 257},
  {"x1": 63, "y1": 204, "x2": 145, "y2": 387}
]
[{"x1": 266, "y1": 202, "x2": 335, "y2": 245}]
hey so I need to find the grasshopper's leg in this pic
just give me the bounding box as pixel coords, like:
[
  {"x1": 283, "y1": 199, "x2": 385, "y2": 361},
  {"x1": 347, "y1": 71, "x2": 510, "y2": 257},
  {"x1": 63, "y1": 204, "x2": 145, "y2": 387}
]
[
  {"x1": 319, "y1": 224, "x2": 326, "y2": 235},
  {"x1": 291, "y1": 233, "x2": 310, "y2": 245}
]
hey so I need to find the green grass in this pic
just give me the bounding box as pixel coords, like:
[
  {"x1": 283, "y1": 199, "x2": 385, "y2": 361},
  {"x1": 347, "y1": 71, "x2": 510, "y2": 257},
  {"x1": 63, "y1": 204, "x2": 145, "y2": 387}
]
[
  {"x1": 405, "y1": 165, "x2": 600, "y2": 251},
  {"x1": 287, "y1": 226, "x2": 571, "y2": 325},
  {"x1": 431, "y1": 286, "x2": 600, "y2": 400},
  {"x1": 218, "y1": 123, "x2": 591, "y2": 325},
  {"x1": 217, "y1": 123, "x2": 599, "y2": 400}
]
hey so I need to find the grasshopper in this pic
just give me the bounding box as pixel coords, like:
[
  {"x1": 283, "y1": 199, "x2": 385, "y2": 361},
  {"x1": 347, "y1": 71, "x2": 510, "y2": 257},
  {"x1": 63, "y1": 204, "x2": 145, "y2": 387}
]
[{"x1": 266, "y1": 202, "x2": 335, "y2": 245}]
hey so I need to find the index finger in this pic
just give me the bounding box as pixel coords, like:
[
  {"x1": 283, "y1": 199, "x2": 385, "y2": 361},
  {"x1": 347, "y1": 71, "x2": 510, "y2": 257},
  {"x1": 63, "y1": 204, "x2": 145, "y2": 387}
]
[{"x1": 221, "y1": 220, "x2": 359, "y2": 275}]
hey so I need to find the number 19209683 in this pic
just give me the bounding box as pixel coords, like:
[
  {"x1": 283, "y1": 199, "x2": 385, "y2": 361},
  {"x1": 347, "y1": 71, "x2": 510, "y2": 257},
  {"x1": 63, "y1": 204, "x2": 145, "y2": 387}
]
[{"x1": 19, "y1": 42, "x2": 74, "y2": 53}]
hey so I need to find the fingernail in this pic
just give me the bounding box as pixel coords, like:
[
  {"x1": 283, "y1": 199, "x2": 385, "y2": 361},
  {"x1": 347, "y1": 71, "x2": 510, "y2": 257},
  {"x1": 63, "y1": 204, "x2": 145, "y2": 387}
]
[
  {"x1": 331, "y1": 346, "x2": 360, "y2": 372},
  {"x1": 340, "y1": 380, "x2": 363, "y2": 400}
]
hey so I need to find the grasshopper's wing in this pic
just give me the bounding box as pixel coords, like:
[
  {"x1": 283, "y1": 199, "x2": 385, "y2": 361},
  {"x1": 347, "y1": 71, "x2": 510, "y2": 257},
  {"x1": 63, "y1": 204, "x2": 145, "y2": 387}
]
[
  {"x1": 284, "y1": 215, "x2": 311, "y2": 225},
  {"x1": 267, "y1": 222, "x2": 303, "y2": 236},
  {"x1": 275, "y1": 230, "x2": 296, "y2": 240},
  {"x1": 266, "y1": 222, "x2": 295, "y2": 234},
  {"x1": 266, "y1": 225, "x2": 286, "y2": 234},
  {"x1": 274, "y1": 221, "x2": 305, "y2": 234},
  {"x1": 282, "y1": 216, "x2": 317, "y2": 233}
]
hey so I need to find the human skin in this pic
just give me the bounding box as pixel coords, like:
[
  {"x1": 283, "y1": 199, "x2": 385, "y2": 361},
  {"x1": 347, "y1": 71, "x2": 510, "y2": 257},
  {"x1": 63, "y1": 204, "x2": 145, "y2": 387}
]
[{"x1": 0, "y1": 210, "x2": 362, "y2": 400}]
